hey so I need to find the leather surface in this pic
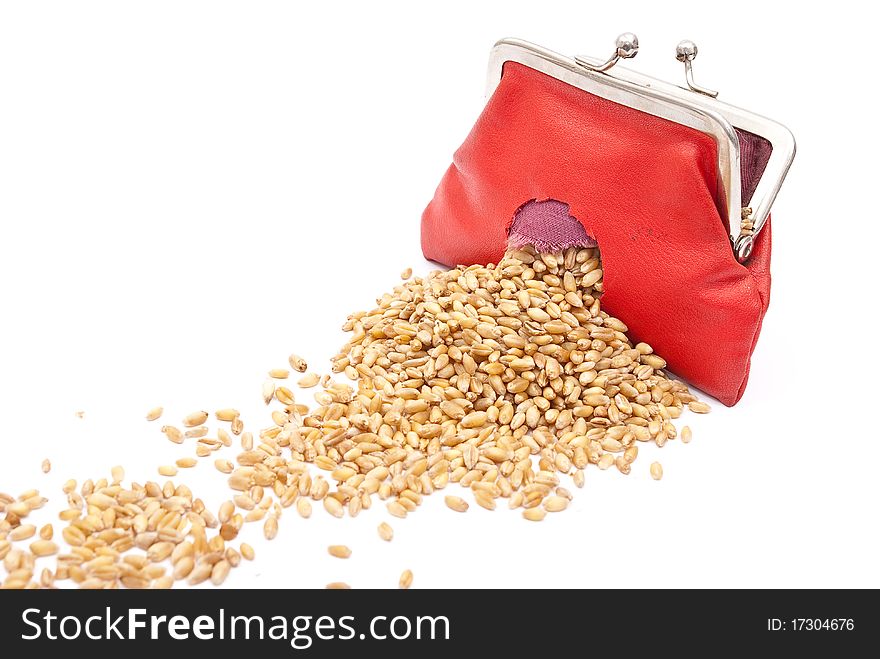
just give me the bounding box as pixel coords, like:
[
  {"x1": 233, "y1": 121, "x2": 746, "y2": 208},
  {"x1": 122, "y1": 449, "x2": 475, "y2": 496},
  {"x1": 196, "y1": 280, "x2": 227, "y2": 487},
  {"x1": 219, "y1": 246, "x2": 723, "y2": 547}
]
[{"x1": 421, "y1": 62, "x2": 771, "y2": 406}]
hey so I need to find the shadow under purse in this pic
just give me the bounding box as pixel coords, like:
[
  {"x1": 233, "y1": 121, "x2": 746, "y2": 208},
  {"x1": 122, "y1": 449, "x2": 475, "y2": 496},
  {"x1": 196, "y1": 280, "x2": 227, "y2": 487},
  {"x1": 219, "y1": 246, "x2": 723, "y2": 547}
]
[{"x1": 421, "y1": 35, "x2": 795, "y2": 405}]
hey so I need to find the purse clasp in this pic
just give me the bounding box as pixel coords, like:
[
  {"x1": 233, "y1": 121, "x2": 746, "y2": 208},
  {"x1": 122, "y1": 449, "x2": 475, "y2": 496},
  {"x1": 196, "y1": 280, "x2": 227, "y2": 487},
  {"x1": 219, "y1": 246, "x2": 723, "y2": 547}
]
[
  {"x1": 574, "y1": 33, "x2": 639, "y2": 73},
  {"x1": 675, "y1": 40, "x2": 719, "y2": 98}
]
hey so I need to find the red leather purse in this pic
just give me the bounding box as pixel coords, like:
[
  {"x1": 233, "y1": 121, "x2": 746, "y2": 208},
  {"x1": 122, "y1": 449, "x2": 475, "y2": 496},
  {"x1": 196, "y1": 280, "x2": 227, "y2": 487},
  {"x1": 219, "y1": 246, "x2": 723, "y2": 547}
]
[{"x1": 421, "y1": 36, "x2": 795, "y2": 405}]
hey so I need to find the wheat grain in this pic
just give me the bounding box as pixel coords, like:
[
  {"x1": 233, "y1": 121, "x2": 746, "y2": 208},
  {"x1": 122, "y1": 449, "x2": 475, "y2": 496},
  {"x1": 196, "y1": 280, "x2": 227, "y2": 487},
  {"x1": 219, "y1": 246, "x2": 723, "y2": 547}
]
[
  {"x1": 29, "y1": 541, "x2": 58, "y2": 557},
  {"x1": 543, "y1": 496, "x2": 568, "y2": 513},
  {"x1": 323, "y1": 497, "x2": 344, "y2": 518},
  {"x1": 288, "y1": 354, "x2": 308, "y2": 373},
  {"x1": 183, "y1": 411, "x2": 209, "y2": 427},
  {"x1": 211, "y1": 560, "x2": 231, "y2": 586},
  {"x1": 10, "y1": 525, "x2": 36, "y2": 541},
  {"x1": 263, "y1": 516, "x2": 278, "y2": 540},
  {"x1": 328, "y1": 545, "x2": 351, "y2": 559},
  {"x1": 262, "y1": 380, "x2": 275, "y2": 405},
  {"x1": 399, "y1": 569, "x2": 413, "y2": 590},
  {"x1": 161, "y1": 425, "x2": 184, "y2": 444},
  {"x1": 215, "y1": 408, "x2": 240, "y2": 422},
  {"x1": 297, "y1": 373, "x2": 320, "y2": 388},
  {"x1": 523, "y1": 507, "x2": 546, "y2": 522}
]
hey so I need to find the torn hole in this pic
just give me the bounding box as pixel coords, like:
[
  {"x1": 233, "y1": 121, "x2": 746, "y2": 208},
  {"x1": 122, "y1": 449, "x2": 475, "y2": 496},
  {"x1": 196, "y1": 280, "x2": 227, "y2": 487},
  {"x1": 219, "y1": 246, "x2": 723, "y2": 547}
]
[{"x1": 508, "y1": 199, "x2": 597, "y2": 253}]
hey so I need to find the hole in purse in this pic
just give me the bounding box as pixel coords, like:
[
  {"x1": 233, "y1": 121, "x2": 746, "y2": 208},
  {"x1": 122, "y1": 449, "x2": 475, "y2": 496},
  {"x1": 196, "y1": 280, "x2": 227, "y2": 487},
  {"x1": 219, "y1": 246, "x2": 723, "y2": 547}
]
[{"x1": 508, "y1": 199, "x2": 597, "y2": 254}]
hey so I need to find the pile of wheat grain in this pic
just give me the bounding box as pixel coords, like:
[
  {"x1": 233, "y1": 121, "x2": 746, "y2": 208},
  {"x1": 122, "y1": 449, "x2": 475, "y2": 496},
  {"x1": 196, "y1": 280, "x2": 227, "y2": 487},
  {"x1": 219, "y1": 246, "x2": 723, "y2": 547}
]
[{"x1": 0, "y1": 244, "x2": 705, "y2": 589}]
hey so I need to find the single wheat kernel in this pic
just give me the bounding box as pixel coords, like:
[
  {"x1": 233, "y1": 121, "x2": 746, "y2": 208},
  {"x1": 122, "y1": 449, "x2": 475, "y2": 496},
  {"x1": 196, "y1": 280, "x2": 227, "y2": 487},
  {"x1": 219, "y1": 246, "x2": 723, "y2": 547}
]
[
  {"x1": 173, "y1": 556, "x2": 195, "y2": 580},
  {"x1": 288, "y1": 354, "x2": 308, "y2": 373},
  {"x1": 323, "y1": 497, "x2": 344, "y2": 518},
  {"x1": 111, "y1": 465, "x2": 125, "y2": 483},
  {"x1": 217, "y1": 428, "x2": 232, "y2": 446},
  {"x1": 215, "y1": 408, "x2": 240, "y2": 422},
  {"x1": 188, "y1": 563, "x2": 212, "y2": 586},
  {"x1": 39, "y1": 524, "x2": 53, "y2": 540},
  {"x1": 597, "y1": 454, "x2": 615, "y2": 470},
  {"x1": 268, "y1": 368, "x2": 290, "y2": 379},
  {"x1": 175, "y1": 457, "x2": 197, "y2": 469},
  {"x1": 399, "y1": 569, "x2": 413, "y2": 590},
  {"x1": 296, "y1": 498, "x2": 312, "y2": 518},
  {"x1": 262, "y1": 380, "x2": 275, "y2": 405},
  {"x1": 543, "y1": 496, "x2": 569, "y2": 513},
  {"x1": 29, "y1": 540, "x2": 59, "y2": 557},
  {"x1": 681, "y1": 426, "x2": 692, "y2": 443},
  {"x1": 158, "y1": 465, "x2": 178, "y2": 477},
  {"x1": 146, "y1": 406, "x2": 163, "y2": 422},
  {"x1": 474, "y1": 491, "x2": 496, "y2": 511},
  {"x1": 523, "y1": 507, "x2": 547, "y2": 522},
  {"x1": 387, "y1": 501, "x2": 408, "y2": 518},
  {"x1": 240, "y1": 543, "x2": 255, "y2": 561},
  {"x1": 328, "y1": 545, "x2": 351, "y2": 559},
  {"x1": 444, "y1": 496, "x2": 469, "y2": 512},
  {"x1": 10, "y1": 525, "x2": 36, "y2": 541},
  {"x1": 650, "y1": 462, "x2": 664, "y2": 480},
  {"x1": 153, "y1": 576, "x2": 174, "y2": 589},
  {"x1": 162, "y1": 425, "x2": 184, "y2": 444},
  {"x1": 275, "y1": 387, "x2": 295, "y2": 406},
  {"x1": 231, "y1": 416, "x2": 244, "y2": 435},
  {"x1": 214, "y1": 459, "x2": 234, "y2": 474},
  {"x1": 211, "y1": 560, "x2": 231, "y2": 586},
  {"x1": 183, "y1": 410, "x2": 209, "y2": 427},
  {"x1": 41, "y1": 459, "x2": 51, "y2": 474},
  {"x1": 297, "y1": 373, "x2": 320, "y2": 388},
  {"x1": 688, "y1": 401, "x2": 711, "y2": 414},
  {"x1": 218, "y1": 501, "x2": 235, "y2": 524},
  {"x1": 263, "y1": 516, "x2": 278, "y2": 540},
  {"x1": 400, "y1": 267, "x2": 413, "y2": 280},
  {"x1": 377, "y1": 522, "x2": 394, "y2": 542}
]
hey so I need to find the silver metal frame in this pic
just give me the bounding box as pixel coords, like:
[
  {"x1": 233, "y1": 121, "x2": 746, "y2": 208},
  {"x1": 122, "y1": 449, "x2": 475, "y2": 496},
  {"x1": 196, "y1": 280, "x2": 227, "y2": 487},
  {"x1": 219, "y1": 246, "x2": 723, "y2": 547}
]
[{"x1": 486, "y1": 38, "x2": 796, "y2": 263}]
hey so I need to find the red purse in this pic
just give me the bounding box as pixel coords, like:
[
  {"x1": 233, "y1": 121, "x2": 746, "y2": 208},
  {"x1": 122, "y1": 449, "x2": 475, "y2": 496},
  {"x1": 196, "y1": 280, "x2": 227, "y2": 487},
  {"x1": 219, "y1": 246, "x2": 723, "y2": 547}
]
[{"x1": 421, "y1": 35, "x2": 795, "y2": 405}]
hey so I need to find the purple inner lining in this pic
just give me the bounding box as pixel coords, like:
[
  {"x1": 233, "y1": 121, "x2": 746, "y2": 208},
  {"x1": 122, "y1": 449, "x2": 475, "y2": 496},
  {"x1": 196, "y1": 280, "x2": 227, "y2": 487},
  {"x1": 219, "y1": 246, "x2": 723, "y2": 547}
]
[
  {"x1": 508, "y1": 199, "x2": 597, "y2": 253},
  {"x1": 735, "y1": 128, "x2": 772, "y2": 206}
]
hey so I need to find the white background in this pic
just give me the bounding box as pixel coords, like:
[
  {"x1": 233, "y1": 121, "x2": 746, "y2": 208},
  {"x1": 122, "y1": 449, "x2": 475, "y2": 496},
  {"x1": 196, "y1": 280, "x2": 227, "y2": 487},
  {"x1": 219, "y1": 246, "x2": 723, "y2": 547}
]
[{"x1": 1, "y1": 1, "x2": 877, "y2": 589}]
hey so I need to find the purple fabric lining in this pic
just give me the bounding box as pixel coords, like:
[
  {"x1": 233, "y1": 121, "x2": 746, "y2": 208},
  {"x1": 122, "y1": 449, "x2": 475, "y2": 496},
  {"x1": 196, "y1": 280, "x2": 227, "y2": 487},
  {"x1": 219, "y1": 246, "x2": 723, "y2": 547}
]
[
  {"x1": 508, "y1": 130, "x2": 774, "y2": 248},
  {"x1": 508, "y1": 199, "x2": 597, "y2": 252},
  {"x1": 735, "y1": 128, "x2": 773, "y2": 206}
]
